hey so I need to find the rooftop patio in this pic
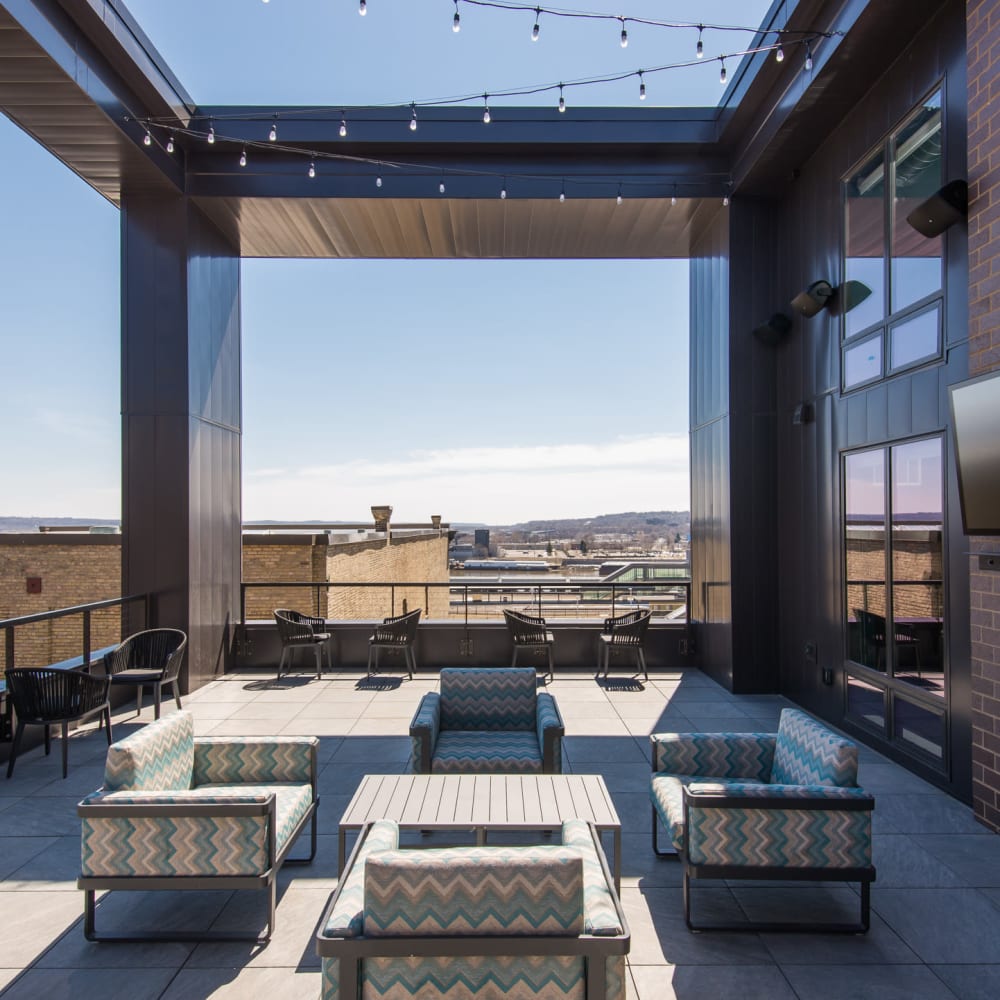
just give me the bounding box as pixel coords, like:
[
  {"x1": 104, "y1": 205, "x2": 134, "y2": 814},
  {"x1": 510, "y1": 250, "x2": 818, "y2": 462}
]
[{"x1": 1, "y1": 665, "x2": 997, "y2": 1000}]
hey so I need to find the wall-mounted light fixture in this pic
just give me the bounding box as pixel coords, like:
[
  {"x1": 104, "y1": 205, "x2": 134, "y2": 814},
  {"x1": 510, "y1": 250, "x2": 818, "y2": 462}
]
[
  {"x1": 840, "y1": 279, "x2": 872, "y2": 313},
  {"x1": 790, "y1": 280, "x2": 835, "y2": 318},
  {"x1": 906, "y1": 179, "x2": 968, "y2": 238},
  {"x1": 752, "y1": 312, "x2": 792, "y2": 346}
]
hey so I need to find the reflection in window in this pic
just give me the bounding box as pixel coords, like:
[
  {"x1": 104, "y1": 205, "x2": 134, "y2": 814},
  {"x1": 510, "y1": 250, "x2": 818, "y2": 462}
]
[
  {"x1": 893, "y1": 695, "x2": 945, "y2": 760},
  {"x1": 890, "y1": 305, "x2": 940, "y2": 371},
  {"x1": 845, "y1": 149, "x2": 887, "y2": 338},
  {"x1": 844, "y1": 335, "x2": 882, "y2": 389},
  {"x1": 891, "y1": 92, "x2": 943, "y2": 313},
  {"x1": 847, "y1": 675, "x2": 886, "y2": 733},
  {"x1": 846, "y1": 449, "x2": 887, "y2": 673},
  {"x1": 891, "y1": 438, "x2": 944, "y2": 696}
]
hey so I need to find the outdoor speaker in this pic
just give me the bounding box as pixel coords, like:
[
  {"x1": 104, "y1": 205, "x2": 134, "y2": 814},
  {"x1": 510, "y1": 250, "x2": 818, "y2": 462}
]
[
  {"x1": 790, "y1": 280, "x2": 835, "y2": 318},
  {"x1": 752, "y1": 313, "x2": 792, "y2": 346},
  {"x1": 906, "y1": 179, "x2": 968, "y2": 238}
]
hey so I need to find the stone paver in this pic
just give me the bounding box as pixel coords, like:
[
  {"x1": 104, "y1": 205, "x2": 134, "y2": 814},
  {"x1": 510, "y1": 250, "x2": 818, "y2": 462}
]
[{"x1": 0, "y1": 666, "x2": 998, "y2": 999}]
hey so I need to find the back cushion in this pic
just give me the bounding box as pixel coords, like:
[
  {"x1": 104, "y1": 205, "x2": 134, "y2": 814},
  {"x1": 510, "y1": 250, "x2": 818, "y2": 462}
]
[
  {"x1": 103, "y1": 710, "x2": 195, "y2": 792},
  {"x1": 770, "y1": 709, "x2": 858, "y2": 787},
  {"x1": 364, "y1": 846, "x2": 584, "y2": 937},
  {"x1": 440, "y1": 668, "x2": 537, "y2": 731}
]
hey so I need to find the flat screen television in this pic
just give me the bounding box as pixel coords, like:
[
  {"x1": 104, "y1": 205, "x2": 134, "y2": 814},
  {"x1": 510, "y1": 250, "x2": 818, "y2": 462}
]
[{"x1": 948, "y1": 369, "x2": 1000, "y2": 535}]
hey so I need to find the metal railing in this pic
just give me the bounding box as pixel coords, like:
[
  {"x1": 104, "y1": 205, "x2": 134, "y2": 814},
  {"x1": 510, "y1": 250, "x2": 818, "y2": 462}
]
[{"x1": 239, "y1": 579, "x2": 691, "y2": 627}]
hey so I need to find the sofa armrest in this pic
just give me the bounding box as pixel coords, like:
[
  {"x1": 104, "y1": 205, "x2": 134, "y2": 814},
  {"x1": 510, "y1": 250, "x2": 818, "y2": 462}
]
[
  {"x1": 682, "y1": 782, "x2": 874, "y2": 871},
  {"x1": 193, "y1": 735, "x2": 318, "y2": 787},
  {"x1": 650, "y1": 732, "x2": 776, "y2": 781},
  {"x1": 409, "y1": 693, "x2": 441, "y2": 773},
  {"x1": 537, "y1": 693, "x2": 564, "y2": 774}
]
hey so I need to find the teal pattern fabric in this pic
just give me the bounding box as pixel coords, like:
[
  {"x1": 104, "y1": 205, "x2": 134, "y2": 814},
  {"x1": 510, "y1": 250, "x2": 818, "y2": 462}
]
[
  {"x1": 193, "y1": 736, "x2": 316, "y2": 784},
  {"x1": 650, "y1": 774, "x2": 767, "y2": 851},
  {"x1": 80, "y1": 783, "x2": 312, "y2": 877},
  {"x1": 362, "y1": 955, "x2": 585, "y2": 1000},
  {"x1": 439, "y1": 668, "x2": 537, "y2": 731},
  {"x1": 685, "y1": 784, "x2": 873, "y2": 869},
  {"x1": 559, "y1": 820, "x2": 623, "y2": 936},
  {"x1": 431, "y1": 731, "x2": 542, "y2": 773},
  {"x1": 650, "y1": 731, "x2": 775, "y2": 781},
  {"x1": 409, "y1": 693, "x2": 441, "y2": 773},
  {"x1": 363, "y1": 847, "x2": 584, "y2": 937},
  {"x1": 324, "y1": 820, "x2": 399, "y2": 938},
  {"x1": 770, "y1": 709, "x2": 859, "y2": 787},
  {"x1": 536, "y1": 693, "x2": 563, "y2": 773},
  {"x1": 103, "y1": 710, "x2": 194, "y2": 792}
]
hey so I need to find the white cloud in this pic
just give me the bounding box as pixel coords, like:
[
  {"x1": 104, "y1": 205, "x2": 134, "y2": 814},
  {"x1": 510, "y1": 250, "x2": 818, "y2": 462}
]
[{"x1": 243, "y1": 434, "x2": 689, "y2": 523}]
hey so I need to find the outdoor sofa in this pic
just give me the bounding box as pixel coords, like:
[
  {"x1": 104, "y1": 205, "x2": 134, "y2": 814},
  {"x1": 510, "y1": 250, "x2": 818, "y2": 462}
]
[
  {"x1": 316, "y1": 817, "x2": 629, "y2": 1000},
  {"x1": 78, "y1": 709, "x2": 319, "y2": 943}
]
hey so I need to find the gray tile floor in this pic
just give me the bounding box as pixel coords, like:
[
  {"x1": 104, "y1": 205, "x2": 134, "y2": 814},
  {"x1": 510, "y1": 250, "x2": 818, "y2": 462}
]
[{"x1": 1, "y1": 666, "x2": 999, "y2": 999}]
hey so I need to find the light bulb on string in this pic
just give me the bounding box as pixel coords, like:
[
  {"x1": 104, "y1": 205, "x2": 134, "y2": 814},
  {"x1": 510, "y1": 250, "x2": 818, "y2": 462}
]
[
  {"x1": 559, "y1": 182, "x2": 565, "y2": 203},
  {"x1": 531, "y1": 8, "x2": 540, "y2": 41},
  {"x1": 376, "y1": 174, "x2": 383, "y2": 188},
  {"x1": 359, "y1": 0, "x2": 366, "y2": 15},
  {"x1": 239, "y1": 148, "x2": 247, "y2": 167},
  {"x1": 723, "y1": 184, "x2": 730, "y2": 207},
  {"x1": 143, "y1": 129, "x2": 151, "y2": 147},
  {"x1": 616, "y1": 185, "x2": 623, "y2": 206},
  {"x1": 558, "y1": 84, "x2": 566, "y2": 113},
  {"x1": 308, "y1": 162, "x2": 316, "y2": 179},
  {"x1": 804, "y1": 42, "x2": 813, "y2": 71},
  {"x1": 638, "y1": 71, "x2": 646, "y2": 101},
  {"x1": 207, "y1": 123, "x2": 215, "y2": 144},
  {"x1": 439, "y1": 177, "x2": 446, "y2": 194},
  {"x1": 268, "y1": 119, "x2": 277, "y2": 142},
  {"x1": 339, "y1": 118, "x2": 348, "y2": 138},
  {"x1": 720, "y1": 58, "x2": 727, "y2": 85},
  {"x1": 166, "y1": 135, "x2": 175, "y2": 153},
  {"x1": 409, "y1": 104, "x2": 418, "y2": 131},
  {"x1": 619, "y1": 18, "x2": 628, "y2": 48},
  {"x1": 482, "y1": 95, "x2": 491, "y2": 124},
  {"x1": 775, "y1": 41, "x2": 784, "y2": 62},
  {"x1": 500, "y1": 179, "x2": 507, "y2": 199},
  {"x1": 671, "y1": 186, "x2": 678, "y2": 207},
  {"x1": 453, "y1": 1, "x2": 460, "y2": 32},
  {"x1": 696, "y1": 26, "x2": 704, "y2": 59}
]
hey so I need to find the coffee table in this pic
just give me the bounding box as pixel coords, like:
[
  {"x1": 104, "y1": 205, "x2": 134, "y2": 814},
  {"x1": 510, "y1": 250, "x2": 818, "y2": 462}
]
[{"x1": 338, "y1": 773, "x2": 622, "y2": 892}]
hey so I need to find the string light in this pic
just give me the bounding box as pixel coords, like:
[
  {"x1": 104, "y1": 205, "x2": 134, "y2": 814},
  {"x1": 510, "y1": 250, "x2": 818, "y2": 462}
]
[
  {"x1": 558, "y1": 83, "x2": 565, "y2": 112},
  {"x1": 143, "y1": 129, "x2": 151, "y2": 146},
  {"x1": 409, "y1": 103, "x2": 418, "y2": 131},
  {"x1": 500, "y1": 177, "x2": 507, "y2": 199},
  {"x1": 775, "y1": 41, "x2": 784, "y2": 62},
  {"x1": 359, "y1": 0, "x2": 366, "y2": 15},
  {"x1": 638, "y1": 70, "x2": 646, "y2": 100},
  {"x1": 720, "y1": 58, "x2": 727, "y2": 84},
  {"x1": 723, "y1": 183, "x2": 731, "y2": 206},
  {"x1": 619, "y1": 17, "x2": 628, "y2": 48},
  {"x1": 207, "y1": 123, "x2": 215, "y2": 144},
  {"x1": 376, "y1": 167, "x2": 383, "y2": 188},
  {"x1": 696, "y1": 25, "x2": 704, "y2": 58},
  {"x1": 671, "y1": 185, "x2": 678, "y2": 206},
  {"x1": 308, "y1": 161, "x2": 316, "y2": 178},
  {"x1": 166, "y1": 134, "x2": 175, "y2": 153},
  {"x1": 239, "y1": 148, "x2": 247, "y2": 167},
  {"x1": 268, "y1": 118, "x2": 277, "y2": 142},
  {"x1": 531, "y1": 7, "x2": 540, "y2": 40},
  {"x1": 339, "y1": 117, "x2": 348, "y2": 137},
  {"x1": 453, "y1": 1, "x2": 461, "y2": 32},
  {"x1": 804, "y1": 41, "x2": 813, "y2": 71},
  {"x1": 439, "y1": 177, "x2": 447, "y2": 194},
  {"x1": 482, "y1": 95, "x2": 491, "y2": 124},
  {"x1": 559, "y1": 181, "x2": 565, "y2": 202},
  {"x1": 616, "y1": 184, "x2": 623, "y2": 206}
]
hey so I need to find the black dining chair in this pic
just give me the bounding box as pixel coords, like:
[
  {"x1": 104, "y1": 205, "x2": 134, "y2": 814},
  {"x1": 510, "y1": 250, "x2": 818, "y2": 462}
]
[
  {"x1": 598, "y1": 610, "x2": 652, "y2": 680},
  {"x1": 102, "y1": 628, "x2": 188, "y2": 720},
  {"x1": 367, "y1": 608, "x2": 421, "y2": 678},
  {"x1": 274, "y1": 609, "x2": 333, "y2": 680},
  {"x1": 5, "y1": 667, "x2": 111, "y2": 778}
]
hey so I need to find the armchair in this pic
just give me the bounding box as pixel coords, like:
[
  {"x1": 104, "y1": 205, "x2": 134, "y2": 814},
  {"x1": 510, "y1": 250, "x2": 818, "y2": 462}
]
[
  {"x1": 78, "y1": 710, "x2": 319, "y2": 943},
  {"x1": 598, "y1": 610, "x2": 651, "y2": 679},
  {"x1": 649, "y1": 708, "x2": 875, "y2": 932},
  {"x1": 367, "y1": 608, "x2": 420, "y2": 678},
  {"x1": 274, "y1": 609, "x2": 333, "y2": 680},
  {"x1": 410, "y1": 667, "x2": 563, "y2": 773},
  {"x1": 316, "y1": 818, "x2": 629, "y2": 1000},
  {"x1": 503, "y1": 609, "x2": 555, "y2": 680},
  {"x1": 102, "y1": 628, "x2": 187, "y2": 720}
]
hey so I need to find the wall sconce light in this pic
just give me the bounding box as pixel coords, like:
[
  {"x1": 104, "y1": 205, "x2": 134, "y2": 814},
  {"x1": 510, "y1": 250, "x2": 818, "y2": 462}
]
[
  {"x1": 752, "y1": 312, "x2": 792, "y2": 346},
  {"x1": 906, "y1": 179, "x2": 968, "y2": 238},
  {"x1": 840, "y1": 279, "x2": 872, "y2": 314},
  {"x1": 790, "y1": 280, "x2": 835, "y2": 318},
  {"x1": 792, "y1": 402, "x2": 814, "y2": 425}
]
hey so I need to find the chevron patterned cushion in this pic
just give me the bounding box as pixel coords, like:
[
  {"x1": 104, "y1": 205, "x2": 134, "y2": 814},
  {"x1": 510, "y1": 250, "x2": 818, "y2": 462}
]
[
  {"x1": 650, "y1": 731, "x2": 775, "y2": 780},
  {"x1": 431, "y1": 731, "x2": 542, "y2": 773},
  {"x1": 80, "y1": 783, "x2": 313, "y2": 877},
  {"x1": 324, "y1": 820, "x2": 399, "y2": 938},
  {"x1": 439, "y1": 668, "x2": 537, "y2": 731},
  {"x1": 770, "y1": 709, "x2": 859, "y2": 787},
  {"x1": 650, "y1": 774, "x2": 767, "y2": 851},
  {"x1": 536, "y1": 693, "x2": 563, "y2": 772},
  {"x1": 193, "y1": 736, "x2": 316, "y2": 784},
  {"x1": 103, "y1": 710, "x2": 194, "y2": 792},
  {"x1": 363, "y1": 846, "x2": 584, "y2": 937},
  {"x1": 559, "y1": 820, "x2": 623, "y2": 936},
  {"x1": 685, "y1": 782, "x2": 873, "y2": 869},
  {"x1": 361, "y1": 955, "x2": 586, "y2": 1000}
]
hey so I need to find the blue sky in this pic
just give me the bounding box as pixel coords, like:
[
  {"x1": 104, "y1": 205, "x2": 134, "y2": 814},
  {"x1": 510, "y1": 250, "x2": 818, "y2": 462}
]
[{"x1": 0, "y1": 0, "x2": 771, "y2": 524}]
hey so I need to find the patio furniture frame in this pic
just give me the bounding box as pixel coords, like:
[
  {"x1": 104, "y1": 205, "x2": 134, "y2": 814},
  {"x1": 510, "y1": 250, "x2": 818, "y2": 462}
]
[
  {"x1": 599, "y1": 610, "x2": 651, "y2": 679},
  {"x1": 274, "y1": 608, "x2": 332, "y2": 680},
  {"x1": 102, "y1": 628, "x2": 187, "y2": 720},
  {"x1": 503, "y1": 608, "x2": 555, "y2": 680},
  {"x1": 367, "y1": 607, "x2": 420, "y2": 678}
]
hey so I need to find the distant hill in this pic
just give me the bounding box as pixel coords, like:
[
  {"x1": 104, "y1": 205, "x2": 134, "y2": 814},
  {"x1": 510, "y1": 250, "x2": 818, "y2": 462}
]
[
  {"x1": 0, "y1": 516, "x2": 120, "y2": 533},
  {"x1": 492, "y1": 511, "x2": 690, "y2": 536}
]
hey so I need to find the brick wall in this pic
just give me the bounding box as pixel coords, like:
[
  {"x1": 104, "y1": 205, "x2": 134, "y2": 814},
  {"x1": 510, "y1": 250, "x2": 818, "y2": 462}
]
[
  {"x1": 0, "y1": 535, "x2": 121, "y2": 674},
  {"x1": 242, "y1": 534, "x2": 330, "y2": 620},
  {"x1": 968, "y1": 0, "x2": 1000, "y2": 831}
]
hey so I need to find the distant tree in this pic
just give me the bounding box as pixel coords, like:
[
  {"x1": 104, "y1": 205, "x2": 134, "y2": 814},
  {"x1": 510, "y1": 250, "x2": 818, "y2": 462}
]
[
  {"x1": 674, "y1": 532, "x2": 681, "y2": 544},
  {"x1": 546, "y1": 541, "x2": 553, "y2": 556},
  {"x1": 579, "y1": 538, "x2": 588, "y2": 555}
]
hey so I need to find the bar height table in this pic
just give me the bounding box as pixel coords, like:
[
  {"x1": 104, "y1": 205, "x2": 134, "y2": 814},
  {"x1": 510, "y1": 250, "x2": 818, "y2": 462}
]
[{"x1": 338, "y1": 773, "x2": 622, "y2": 892}]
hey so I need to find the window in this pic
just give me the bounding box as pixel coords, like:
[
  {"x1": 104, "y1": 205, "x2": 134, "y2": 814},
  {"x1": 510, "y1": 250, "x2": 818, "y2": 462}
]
[
  {"x1": 844, "y1": 437, "x2": 946, "y2": 764},
  {"x1": 842, "y1": 89, "x2": 944, "y2": 390}
]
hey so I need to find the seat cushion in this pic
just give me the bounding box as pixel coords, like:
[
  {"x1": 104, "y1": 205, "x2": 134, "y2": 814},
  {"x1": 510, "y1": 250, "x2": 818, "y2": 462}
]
[
  {"x1": 109, "y1": 668, "x2": 169, "y2": 683},
  {"x1": 770, "y1": 708, "x2": 859, "y2": 787},
  {"x1": 439, "y1": 668, "x2": 537, "y2": 730},
  {"x1": 431, "y1": 731, "x2": 542, "y2": 773},
  {"x1": 195, "y1": 782, "x2": 313, "y2": 854},
  {"x1": 650, "y1": 774, "x2": 766, "y2": 851}
]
